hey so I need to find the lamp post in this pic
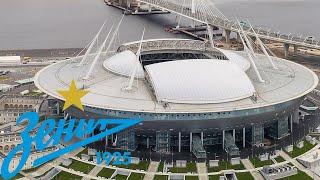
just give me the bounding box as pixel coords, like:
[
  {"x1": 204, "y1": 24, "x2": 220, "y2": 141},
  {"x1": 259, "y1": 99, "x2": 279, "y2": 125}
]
[
  {"x1": 172, "y1": 147, "x2": 173, "y2": 164},
  {"x1": 150, "y1": 146, "x2": 152, "y2": 161}
]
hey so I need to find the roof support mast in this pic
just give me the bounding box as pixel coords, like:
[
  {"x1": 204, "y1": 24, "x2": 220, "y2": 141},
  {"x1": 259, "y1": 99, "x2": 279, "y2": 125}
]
[
  {"x1": 83, "y1": 15, "x2": 124, "y2": 80},
  {"x1": 191, "y1": 0, "x2": 196, "y2": 14},
  {"x1": 206, "y1": 22, "x2": 215, "y2": 48},
  {"x1": 104, "y1": 15, "x2": 125, "y2": 54},
  {"x1": 237, "y1": 19, "x2": 257, "y2": 58},
  {"x1": 83, "y1": 24, "x2": 114, "y2": 80},
  {"x1": 78, "y1": 19, "x2": 108, "y2": 66},
  {"x1": 237, "y1": 23, "x2": 265, "y2": 83},
  {"x1": 126, "y1": 28, "x2": 145, "y2": 91},
  {"x1": 248, "y1": 21, "x2": 278, "y2": 70}
]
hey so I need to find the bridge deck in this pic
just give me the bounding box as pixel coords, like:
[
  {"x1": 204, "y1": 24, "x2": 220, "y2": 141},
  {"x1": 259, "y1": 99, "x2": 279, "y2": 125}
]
[{"x1": 138, "y1": 0, "x2": 320, "y2": 50}]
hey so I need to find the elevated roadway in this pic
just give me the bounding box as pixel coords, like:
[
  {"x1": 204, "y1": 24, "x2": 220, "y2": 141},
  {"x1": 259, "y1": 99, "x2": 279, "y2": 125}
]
[{"x1": 138, "y1": 0, "x2": 320, "y2": 56}]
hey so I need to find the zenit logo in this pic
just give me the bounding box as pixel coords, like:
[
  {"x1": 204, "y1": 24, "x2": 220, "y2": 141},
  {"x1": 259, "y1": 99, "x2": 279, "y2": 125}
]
[{"x1": 0, "y1": 80, "x2": 143, "y2": 179}]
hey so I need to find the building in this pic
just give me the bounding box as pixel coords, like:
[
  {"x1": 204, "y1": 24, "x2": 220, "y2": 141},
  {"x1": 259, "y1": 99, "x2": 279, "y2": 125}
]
[
  {"x1": 0, "y1": 84, "x2": 14, "y2": 93},
  {"x1": 260, "y1": 164, "x2": 297, "y2": 180},
  {"x1": 0, "y1": 95, "x2": 43, "y2": 124},
  {"x1": 34, "y1": 37, "x2": 318, "y2": 158},
  {"x1": 297, "y1": 149, "x2": 320, "y2": 169},
  {"x1": 0, "y1": 56, "x2": 21, "y2": 64}
]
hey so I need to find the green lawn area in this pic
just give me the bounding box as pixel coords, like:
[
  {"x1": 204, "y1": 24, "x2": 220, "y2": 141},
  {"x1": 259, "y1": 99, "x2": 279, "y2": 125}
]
[
  {"x1": 236, "y1": 172, "x2": 254, "y2": 180},
  {"x1": 76, "y1": 148, "x2": 88, "y2": 158},
  {"x1": 128, "y1": 173, "x2": 145, "y2": 180},
  {"x1": 68, "y1": 160, "x2": 95, "y2": 173},
  {"x1": 158, "y1": 162, "x2": 164, "y2": 172},
  {"x1": 168, "y1": 163, "x2": 197, "y2": 173},
  {"x1": 286, "y1": 141, "x2": 315, "y2": 158},
  {"x1": 207, "y1": 161, "x2": 245, "y2": 172},
  {"x1": 55, "y1": 171, "x2": 82, "y2": 180},
  {"x1": 97, "y1": 168, "x2": 115, "y2": 178},
  {"x1": 115, "y1": 160, "x2": 150, "y2": 171},
  {"x1": 278, "y1": 170, "x2": 312, "y2": 180},
  {"x1": 186, "y1": 176, "x2": 199, "y2": 180},
  {"x1": 25, "y1": 91, "x2": 45, "y2": 96},
  {"x1": 274, "y1": 156, "x2": 286, "y2": 163},
  {"x1": 249, "y1": 157, "x2": 273, "y2": 168},
  {"x1": 114, "y1": 174, "x2": 128, "y2": 180},
  {"x1": 154, "y1": 175, "x2": 168, "y2": 180},
  {"x1": 0, "y1": 75, "x2": 10, "y2": 80},
  {"x1": 7, "y1": 173, "x2": 24, "y2": 180},
  {"x1": 209, "y1": 175, "x2": 222, "y2": 180}
]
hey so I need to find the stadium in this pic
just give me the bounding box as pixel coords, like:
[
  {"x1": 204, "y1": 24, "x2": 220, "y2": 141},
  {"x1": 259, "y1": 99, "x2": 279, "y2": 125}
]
[{"x1": 34, "y1": 25, "x2": 318, "y2": 159}]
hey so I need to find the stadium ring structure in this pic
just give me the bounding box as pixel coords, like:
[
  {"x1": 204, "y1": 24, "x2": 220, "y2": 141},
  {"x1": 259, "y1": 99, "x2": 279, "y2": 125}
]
[{"x1": 35, "y1": 38, "x2": 318, "y2": 159}]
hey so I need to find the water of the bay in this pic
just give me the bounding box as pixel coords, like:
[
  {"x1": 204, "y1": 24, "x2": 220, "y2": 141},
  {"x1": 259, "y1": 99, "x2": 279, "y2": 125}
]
[{"x1": 0, "y1": 0, "x2": 319, "y2": 50}]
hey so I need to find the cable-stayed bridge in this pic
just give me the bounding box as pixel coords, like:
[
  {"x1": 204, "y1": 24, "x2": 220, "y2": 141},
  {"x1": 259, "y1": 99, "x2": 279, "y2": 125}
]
[{"x1": 135, "y1": 0, "x2": 320, "y2": 56}]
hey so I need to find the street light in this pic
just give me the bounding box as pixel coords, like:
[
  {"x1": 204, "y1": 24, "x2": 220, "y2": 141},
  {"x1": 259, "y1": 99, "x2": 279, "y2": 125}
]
[
  {"x1": 257, "y1": 27, "x2": 262, "y2": 33},
  {"x1": 172, "y1": 147, "x2": 174, "y2": 164},
  {"x1": 267, "y1": 29, "x2": 271, "y2": 36},
  {"x1": 150, "y1": 146, "x2": 152, "y2": 161},
  {"x1": 226, "y1": 151, "x2": 228, "y2": 170}
]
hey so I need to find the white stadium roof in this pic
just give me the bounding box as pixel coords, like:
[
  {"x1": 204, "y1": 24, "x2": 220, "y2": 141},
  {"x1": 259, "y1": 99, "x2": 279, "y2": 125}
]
[
  {"x1": 145, "y1": 59, "x2": 256, "y2": 104},
  {"x1": 103, "y1": 50, "x2": 145, "y2": 78},
  {"x1": 217, "y1": 48, "x2": 250, "y2": 71},
  {"x1": 34, "y1": 39, "x2": 318, "y2": 113}
]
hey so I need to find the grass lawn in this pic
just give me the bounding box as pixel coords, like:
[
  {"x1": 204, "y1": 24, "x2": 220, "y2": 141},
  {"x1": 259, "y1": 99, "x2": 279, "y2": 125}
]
[
  {"x1": 97, "y1": 168, "x2": 115, "y2": 178},
  {"x1": 278, "y1": 170, "x2": 312, "y2": 180},
  {"x1": 8, "y1": 173, "x2": 24, "y2": 180},
  {"x1": 68, "y1": 160, "x2": 95, "y2": 173},
  {"x1": 55, "y1": 171, "x2": 82, "y2": 180},
  {"x1": 76, "y1": 148, "x2": 88, "y2": 158},
  {"x1": 128, "y1": 173, "x2": 145, "y2": 180},
  {"x1": 115, "y1": 160, "x2": 150, "y2": 171},
  {"x1": 274, "y1": 156, "x2": 286, "y2": 163},
  {"x1": 186, "y1": 176, "x2": 199, "y2": 180},
  {"x1": 286, "y1": 141, "x2": 315, "y2": 158},
  {"x1": 168, "y1": 162, "x2": 197, "y2": 173},
  {"x1": 236, "y1": 172, "x2": 254, "y2": 180},
  {"x1": 25, "y1": 90, "x2": 45, "y2": 96},
  {"x1": 209, "y1": 175, "x2": 222, "y2": 180},
  {"x1": 114, "y1": 174, "x2": 128, "y2": 180},
  {"x1": 249, "y1": 157, "x2": 273, "y2": 168},
  {"x1": 207, "y1": 161, "x2": 245, "y2": 172},
  {"x1": 158, "y1": 162, "x2": 164, "y2": 172},
  {"x1": 154, "y1": 175, "x2": 169, "y2": 180},
  {"x1": 0, "y1": 75, "x2": 9, "y2": 80}
]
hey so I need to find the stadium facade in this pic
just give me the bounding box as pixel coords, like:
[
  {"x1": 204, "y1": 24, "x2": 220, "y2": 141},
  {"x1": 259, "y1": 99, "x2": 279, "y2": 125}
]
[{"x1": 35, "y1": 37, "x2": 318, "y2": 159}]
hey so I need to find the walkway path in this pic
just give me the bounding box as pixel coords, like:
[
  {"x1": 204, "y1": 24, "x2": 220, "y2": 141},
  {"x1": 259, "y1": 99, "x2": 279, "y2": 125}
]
[
  {"x1": 27, "y1": 147, "x2": 84, "y2": 178},
  {"x1": 270, "y1": 157, "x2": 277, "y2": 164},
  {"x1": 197, "y1": 162, "x2": 208, "y2": 180},
  {"x1": 144, "y1": 161, "x2": 159, "y2": 180},
  {"x1": 56, "y1": 165, "x2": 105, "y2": 180},
  {"x1": 241, "y1": 159, "x2": 264, "y2": 180},
  {"x1": 82, "y1": 161, "x2": 105, "y2": 180}
]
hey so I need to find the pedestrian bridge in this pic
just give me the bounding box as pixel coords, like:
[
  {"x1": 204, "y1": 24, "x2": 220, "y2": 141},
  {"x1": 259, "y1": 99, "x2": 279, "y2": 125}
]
[{"x1": 138, "y1": 0, "x2": 320, "y2": 51}]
